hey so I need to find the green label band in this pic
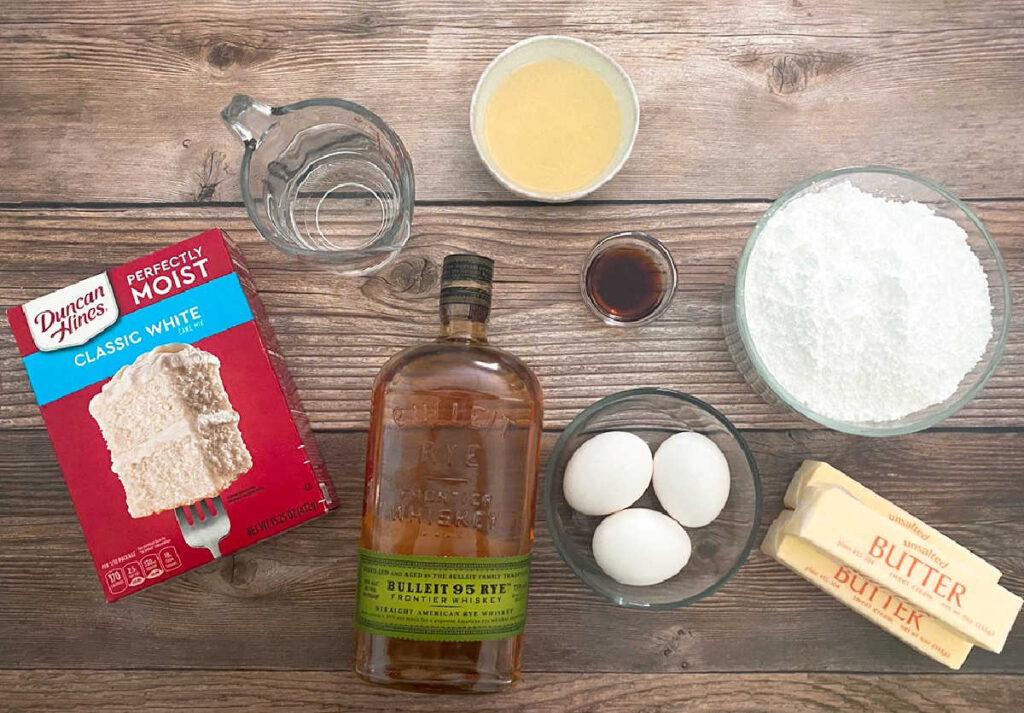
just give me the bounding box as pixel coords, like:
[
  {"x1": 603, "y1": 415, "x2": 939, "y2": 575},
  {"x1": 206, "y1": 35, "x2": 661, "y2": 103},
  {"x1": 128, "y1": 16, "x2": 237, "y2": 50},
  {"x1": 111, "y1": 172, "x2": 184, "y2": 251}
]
[{"x1": 355, "y1": 550, "x2": 531, "y2": 642}]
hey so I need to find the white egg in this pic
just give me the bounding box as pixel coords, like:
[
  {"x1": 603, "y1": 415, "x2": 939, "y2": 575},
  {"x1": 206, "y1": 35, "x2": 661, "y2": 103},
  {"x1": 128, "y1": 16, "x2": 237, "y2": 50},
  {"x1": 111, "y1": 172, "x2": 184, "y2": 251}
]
[
  {"x1": 592, "y1": 508, "x2": 692, "y2": 586},
  {"x1": 653, "y1": 432, "x2": 730, "y2": 527},
  {"x1": 562, "y1": 431, "x2": 653, "y2": 516}
]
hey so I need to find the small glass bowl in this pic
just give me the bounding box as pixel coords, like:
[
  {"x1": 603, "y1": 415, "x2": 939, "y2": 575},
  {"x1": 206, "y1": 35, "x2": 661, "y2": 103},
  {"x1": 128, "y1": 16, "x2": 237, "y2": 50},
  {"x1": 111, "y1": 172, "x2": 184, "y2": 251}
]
[
  {"x1": 470, "y1": 35, "x2": 639, "y2": 202},
  {"x1": 580, "y1": 231, "x2": 677, "y2": 326},
  {"x1": 543, "y1": 389, "x2": 762, "y2": 609},
  {"x1": 732, "y1": 166, "x2": 1011, "y2": 436}
]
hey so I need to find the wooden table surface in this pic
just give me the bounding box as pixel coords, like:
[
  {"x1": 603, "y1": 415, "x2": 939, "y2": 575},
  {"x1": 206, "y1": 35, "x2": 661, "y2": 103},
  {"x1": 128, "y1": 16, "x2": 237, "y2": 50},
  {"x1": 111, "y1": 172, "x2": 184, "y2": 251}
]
[{"x1": 2, "y1": 1, "x2": 1023, "y2": 711}]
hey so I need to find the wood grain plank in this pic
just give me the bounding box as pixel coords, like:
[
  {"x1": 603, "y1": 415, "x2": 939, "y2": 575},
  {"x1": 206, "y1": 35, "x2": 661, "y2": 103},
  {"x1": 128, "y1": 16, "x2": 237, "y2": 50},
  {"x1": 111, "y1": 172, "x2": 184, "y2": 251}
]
[
  {"x1": 1, "y1": 670, "x2": 1021, "y2": 713},
  {"x1": 6, "y1": 0, "x2": 1024, "y2": 31},
  {"x1": 2, "y1": 1, "x2": 1024, "y2": 202},
  {"x1": 2, "y1": 428, "x2": 1022, "y2": 673},
  {"x1": 2, "y1": 203, "x2": 1021, "y2": 430}
]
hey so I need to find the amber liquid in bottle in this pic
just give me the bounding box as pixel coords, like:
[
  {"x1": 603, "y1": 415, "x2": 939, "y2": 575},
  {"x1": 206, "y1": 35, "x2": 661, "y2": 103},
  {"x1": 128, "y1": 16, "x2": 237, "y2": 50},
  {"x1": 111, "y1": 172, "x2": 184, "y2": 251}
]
[{"x1": 354, "y1": 255, "x2": 544, "y2": 693}]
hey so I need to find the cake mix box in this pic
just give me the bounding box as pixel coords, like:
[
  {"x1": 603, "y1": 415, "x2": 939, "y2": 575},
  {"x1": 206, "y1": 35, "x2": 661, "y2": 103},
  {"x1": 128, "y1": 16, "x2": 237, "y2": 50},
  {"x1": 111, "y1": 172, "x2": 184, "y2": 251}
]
[{"x1": 6, "y1": 229, "x2": 337, "y2": 601}]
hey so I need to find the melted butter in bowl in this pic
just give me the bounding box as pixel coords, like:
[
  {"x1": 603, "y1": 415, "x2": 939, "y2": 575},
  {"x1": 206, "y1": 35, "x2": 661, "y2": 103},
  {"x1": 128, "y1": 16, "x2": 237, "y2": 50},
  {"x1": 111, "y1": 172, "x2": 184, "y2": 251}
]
[
  {"x1": 471, "y1": 36, "x2": 639, "y2": 202},
  {"x1": 485, "y1": 59, "x2": 622, "y2": 195}
]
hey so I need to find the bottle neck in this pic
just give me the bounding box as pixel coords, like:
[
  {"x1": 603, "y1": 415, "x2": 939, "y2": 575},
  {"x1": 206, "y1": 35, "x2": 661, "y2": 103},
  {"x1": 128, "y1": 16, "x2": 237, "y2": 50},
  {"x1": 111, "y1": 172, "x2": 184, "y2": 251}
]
[
  {"x1": 438, "y1": 253, "x2": 494, "y2": 343},
  {"x1": 439, "y1": 303, "x2": 488, "y2": 343}
]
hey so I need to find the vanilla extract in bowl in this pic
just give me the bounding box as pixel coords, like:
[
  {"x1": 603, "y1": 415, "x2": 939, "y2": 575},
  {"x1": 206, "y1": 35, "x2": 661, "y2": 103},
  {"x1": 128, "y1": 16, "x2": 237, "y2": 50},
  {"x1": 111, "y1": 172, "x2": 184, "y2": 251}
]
[
  {"x1": 587, "y1": 247, "x2": 662, "y2": 320},
  {"x1": 581, "y1": 231, "x2": 677, "y2": 326}
]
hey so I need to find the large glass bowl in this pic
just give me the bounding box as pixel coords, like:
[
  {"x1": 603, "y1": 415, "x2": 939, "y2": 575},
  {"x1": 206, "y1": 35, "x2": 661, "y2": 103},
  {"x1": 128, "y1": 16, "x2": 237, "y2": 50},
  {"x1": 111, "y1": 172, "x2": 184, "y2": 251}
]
[
  {"x1": 732, "y1": 166, "x2": 1010, "y2": 436},
  {"x1": 543, "y1": 389, "x2": 762, "y2": 609}
]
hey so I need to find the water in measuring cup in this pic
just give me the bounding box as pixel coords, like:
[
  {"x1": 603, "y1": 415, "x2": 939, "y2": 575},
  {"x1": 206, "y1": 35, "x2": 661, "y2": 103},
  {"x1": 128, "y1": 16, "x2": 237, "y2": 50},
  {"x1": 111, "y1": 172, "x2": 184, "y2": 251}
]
[{"x1": 264, "y1": 124, "x2": 404, "y2": 254}]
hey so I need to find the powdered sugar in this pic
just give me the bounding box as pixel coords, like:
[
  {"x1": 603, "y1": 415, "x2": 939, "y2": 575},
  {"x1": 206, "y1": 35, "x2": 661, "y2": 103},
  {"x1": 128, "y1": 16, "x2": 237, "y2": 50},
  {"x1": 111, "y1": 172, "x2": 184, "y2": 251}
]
[{"x1": 743, "y1": 181, "x2": 992, "y2": 423}]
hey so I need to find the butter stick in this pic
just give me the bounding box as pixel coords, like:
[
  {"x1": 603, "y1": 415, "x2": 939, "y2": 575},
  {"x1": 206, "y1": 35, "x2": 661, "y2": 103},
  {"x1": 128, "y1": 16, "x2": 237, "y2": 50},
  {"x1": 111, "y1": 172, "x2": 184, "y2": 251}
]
[
  {"x1": 790, "y1": 486, "x2": 1022, "y2": 653},
  {"x1": 785, "y1": 461, "x2": 1000, "y2": 584},
  {"x1": 762, "y1": 511, "x2": 972, "y2": 670}
]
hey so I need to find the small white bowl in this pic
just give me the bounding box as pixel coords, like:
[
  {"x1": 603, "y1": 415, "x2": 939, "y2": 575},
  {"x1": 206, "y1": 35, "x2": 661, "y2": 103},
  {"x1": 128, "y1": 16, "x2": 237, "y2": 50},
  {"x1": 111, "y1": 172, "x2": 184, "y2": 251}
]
[{"x1": 470, "y1": 35, "x2": 640, "y2": 202}]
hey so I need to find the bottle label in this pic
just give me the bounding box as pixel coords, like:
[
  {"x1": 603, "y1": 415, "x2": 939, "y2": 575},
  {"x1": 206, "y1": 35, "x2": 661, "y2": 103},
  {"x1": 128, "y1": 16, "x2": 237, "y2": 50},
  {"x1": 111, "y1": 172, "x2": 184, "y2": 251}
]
[{"x1": 354, "y1": 549, "x2": 531, "y2": 642}]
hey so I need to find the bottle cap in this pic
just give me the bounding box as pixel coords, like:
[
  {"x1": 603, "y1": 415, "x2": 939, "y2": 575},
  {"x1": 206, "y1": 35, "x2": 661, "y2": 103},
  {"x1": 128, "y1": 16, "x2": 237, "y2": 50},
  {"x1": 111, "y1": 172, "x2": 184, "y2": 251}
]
[{"x1": 440, "y1": 254, "x2": 493, "y2": 320}]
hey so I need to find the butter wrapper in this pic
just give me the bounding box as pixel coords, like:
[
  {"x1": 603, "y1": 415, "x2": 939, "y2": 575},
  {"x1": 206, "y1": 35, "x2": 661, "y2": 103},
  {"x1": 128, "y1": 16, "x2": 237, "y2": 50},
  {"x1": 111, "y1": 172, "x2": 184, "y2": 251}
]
[
  {"x1": 785, "y1": 461, "x2": 1000, "y2": 583},
  {"x1": 763, "y1": 511, "x2": 972, "y2": 669},
  {"x1": 789, "y1": 486, "x2": 1021, "y2": 653}
]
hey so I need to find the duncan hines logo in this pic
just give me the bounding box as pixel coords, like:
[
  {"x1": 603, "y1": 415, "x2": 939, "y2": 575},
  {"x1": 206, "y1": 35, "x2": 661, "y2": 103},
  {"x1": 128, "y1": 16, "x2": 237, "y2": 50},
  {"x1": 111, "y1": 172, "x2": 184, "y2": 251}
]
[{"x1": 24, "y1": 273, "x2": 119, "y2": 351}]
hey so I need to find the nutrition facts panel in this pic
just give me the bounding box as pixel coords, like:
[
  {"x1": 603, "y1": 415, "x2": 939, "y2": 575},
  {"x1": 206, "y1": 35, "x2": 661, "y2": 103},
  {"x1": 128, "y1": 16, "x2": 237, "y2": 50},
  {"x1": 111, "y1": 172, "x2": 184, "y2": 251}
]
[{"x1": 103, "y1": 546, "x2": 183, "y2": 596}]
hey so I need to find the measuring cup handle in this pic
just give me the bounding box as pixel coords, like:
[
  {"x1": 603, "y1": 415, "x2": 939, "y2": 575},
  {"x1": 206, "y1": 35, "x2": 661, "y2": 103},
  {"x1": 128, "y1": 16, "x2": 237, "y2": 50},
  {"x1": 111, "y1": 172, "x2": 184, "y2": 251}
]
[{"x1": 221, "y1": 94, "x2": 275, "y2": 145}]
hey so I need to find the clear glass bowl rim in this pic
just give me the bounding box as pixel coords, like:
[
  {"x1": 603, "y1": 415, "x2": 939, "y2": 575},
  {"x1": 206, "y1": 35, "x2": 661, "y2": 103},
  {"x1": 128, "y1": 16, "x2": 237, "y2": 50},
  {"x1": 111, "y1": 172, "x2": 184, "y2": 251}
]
[
  {"x1": 542, "y1": 387, "x2": 763, "y2": 610},
  {"x1": 733, "y1": 165, "x2": 1011, "y2": 437},
  {"x1": 237, "y1": 96, "x2": 415, "y2": 263}
]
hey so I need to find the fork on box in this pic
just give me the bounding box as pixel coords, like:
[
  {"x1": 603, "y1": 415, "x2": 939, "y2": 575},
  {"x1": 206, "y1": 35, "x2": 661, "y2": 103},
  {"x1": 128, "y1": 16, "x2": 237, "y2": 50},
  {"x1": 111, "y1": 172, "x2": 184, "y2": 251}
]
[{"x1": 174, "y1": 496, "x2": 231, "y2": 558}]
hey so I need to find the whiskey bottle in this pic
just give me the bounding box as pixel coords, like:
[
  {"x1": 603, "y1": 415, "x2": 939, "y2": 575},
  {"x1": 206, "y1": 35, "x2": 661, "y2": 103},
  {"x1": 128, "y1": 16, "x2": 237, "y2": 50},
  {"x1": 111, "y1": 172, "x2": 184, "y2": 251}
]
[{"x1": 353, "y1": 254, "x2": 544, "y2": 692}]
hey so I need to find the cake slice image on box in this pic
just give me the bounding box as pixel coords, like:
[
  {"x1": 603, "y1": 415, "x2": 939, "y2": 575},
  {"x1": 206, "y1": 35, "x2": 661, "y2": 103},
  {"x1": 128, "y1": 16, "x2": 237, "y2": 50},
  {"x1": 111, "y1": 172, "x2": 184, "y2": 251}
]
[{"x1": 89, "y1": 343, "x2": 252, "y2": 522}]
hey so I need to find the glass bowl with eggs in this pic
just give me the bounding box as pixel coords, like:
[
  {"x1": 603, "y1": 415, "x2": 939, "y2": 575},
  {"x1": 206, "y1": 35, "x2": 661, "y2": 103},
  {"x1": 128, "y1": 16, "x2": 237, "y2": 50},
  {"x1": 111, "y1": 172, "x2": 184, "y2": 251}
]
[{"x1": 544, "y1": 388, "x2": 762, "y2": 609}]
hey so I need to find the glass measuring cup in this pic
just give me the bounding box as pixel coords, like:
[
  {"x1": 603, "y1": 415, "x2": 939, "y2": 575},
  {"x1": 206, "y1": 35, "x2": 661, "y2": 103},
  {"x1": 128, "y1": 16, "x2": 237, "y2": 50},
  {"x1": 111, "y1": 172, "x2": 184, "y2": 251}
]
[{"x1": 222, "y1": 95, "x2": 415, "y2": 275}]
